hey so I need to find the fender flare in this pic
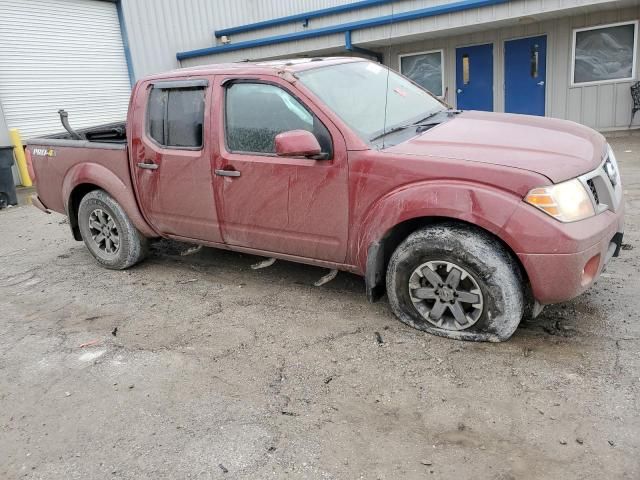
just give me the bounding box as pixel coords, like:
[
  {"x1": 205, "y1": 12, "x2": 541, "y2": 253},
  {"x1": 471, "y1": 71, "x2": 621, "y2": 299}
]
[
  {"x1": 354, "y1": 180, "x2": 525, "y2": 300},
  {"x1": 62, "y1": 162, "x2": 157, "y2": 239}
]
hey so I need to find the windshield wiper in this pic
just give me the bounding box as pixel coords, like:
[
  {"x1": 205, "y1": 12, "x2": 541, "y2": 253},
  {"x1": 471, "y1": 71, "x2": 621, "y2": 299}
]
[{"x1": 369, "y1": 109, "x2": 447, "y2": 142}]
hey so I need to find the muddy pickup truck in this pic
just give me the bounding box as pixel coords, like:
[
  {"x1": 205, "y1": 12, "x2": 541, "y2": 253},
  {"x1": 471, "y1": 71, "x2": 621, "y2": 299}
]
[{"x1": 27, "y1": 57, "x2": 624, "y2": 342}]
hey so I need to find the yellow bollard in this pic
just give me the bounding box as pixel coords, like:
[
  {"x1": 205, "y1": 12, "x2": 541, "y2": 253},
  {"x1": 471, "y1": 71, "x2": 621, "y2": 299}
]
[{"x1": 9, "y1": 128, "x2": 32, "y2": 187}]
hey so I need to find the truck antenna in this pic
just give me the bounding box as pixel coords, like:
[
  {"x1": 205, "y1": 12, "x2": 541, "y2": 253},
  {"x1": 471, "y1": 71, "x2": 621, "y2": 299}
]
[{"x1": 382, "y1": 2, "x2": 395, "y2": 149}]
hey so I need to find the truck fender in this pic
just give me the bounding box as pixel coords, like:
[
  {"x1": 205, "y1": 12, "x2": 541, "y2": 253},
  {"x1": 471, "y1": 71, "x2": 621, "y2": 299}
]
[
  {"x1": 62, "y1": 162, "x2": 157, "y2": 239},
  {"x1": 355, "y1": 180, "x2": 524, "y2": 300}
]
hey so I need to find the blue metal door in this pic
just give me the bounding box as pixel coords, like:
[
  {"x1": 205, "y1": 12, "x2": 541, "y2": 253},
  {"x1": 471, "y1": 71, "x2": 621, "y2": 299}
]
[
  {"x1": 504, "y1": 35, "x2": 547, "y2": 116},
  {"x1": 455, "y1": 44, "x2": 493, "y2": 111}
]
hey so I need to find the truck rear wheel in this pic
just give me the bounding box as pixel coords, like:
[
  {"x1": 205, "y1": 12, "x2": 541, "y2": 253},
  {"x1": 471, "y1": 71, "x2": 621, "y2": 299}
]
[
  {"x1": 386, "y1": 223, "x2": 524, "y2": 342},
  {"x1": 77, "y1": 189, "x2": 149, "y2": 270}
]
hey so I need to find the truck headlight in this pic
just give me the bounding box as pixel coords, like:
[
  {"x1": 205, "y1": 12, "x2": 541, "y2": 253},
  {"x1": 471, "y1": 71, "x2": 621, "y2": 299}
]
[{"x1": 524, "y1": 178, "x2": 595, "y2": 222}]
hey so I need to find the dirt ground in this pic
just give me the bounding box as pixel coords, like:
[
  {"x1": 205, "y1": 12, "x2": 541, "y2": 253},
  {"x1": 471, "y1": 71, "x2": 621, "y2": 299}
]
[{"x1": 1, "y1": 137, "x2": 639, "y2": 480}]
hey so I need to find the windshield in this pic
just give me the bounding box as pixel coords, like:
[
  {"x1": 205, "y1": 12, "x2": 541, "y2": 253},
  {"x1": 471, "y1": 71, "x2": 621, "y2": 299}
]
[{"x1": 297, "y1": 61, "x2": 446, "y2": 143}]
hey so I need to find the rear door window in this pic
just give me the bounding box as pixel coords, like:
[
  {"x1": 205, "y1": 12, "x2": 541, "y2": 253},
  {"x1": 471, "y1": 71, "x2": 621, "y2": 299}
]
[{"x1": 147, "y1": 86, "x2": 205, "y2": 148}]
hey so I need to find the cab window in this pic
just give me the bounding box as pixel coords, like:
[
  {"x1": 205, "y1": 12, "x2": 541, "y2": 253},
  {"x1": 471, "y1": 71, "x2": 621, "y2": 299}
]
[
  {"x1": 147, "y1": 86, "x2": 205, "y2": 148},
  {"x1": 224, "y1": 82, "x2": 332, "y2": 157}
]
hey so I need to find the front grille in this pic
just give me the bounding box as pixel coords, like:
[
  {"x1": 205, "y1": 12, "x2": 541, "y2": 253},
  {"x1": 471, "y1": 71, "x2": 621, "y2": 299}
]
[
  {"x1": 587, "y1": 179, "x2": 599, "y2": 204},
  {"x1": 579, "y1": 147, "x2": 622, "y2": 214}
]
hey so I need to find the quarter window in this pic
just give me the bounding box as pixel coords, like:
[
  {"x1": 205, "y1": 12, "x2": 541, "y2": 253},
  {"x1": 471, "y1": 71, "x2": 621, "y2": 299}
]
[
  {"x1": 147, "y1": 86, "x2": 205, "y2": 148},
  {"x1": 225, "y1": 82, "x2": 332, "y2": 156},
  {"x1": 400, "y1": 50, "x2": 444, "y2": 97},
  {"x1": 572, "y1": 21, "x2": 638, "y2": 85}
]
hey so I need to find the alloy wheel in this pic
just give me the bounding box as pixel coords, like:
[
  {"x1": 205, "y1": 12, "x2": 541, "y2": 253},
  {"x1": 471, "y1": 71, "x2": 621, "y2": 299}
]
[
  {"x1": 88, "y1": 208, "x2": 120, "y2": 255},
  {"x1": 408, "y1": 260, "x2": 484, "y2": 331}
]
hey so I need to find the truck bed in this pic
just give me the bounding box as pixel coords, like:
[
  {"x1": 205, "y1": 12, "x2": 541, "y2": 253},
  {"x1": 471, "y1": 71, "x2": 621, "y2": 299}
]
[
  {"x1": 27, "y1": 121, "x2": 133, "y2": 216},
  {"x1": 39, "y1": 121, "x2": 127, "y2": 144}
]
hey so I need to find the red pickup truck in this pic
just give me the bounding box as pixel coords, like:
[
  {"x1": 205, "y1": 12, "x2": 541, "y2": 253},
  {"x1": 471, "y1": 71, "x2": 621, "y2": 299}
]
[{"x1": 27, "y1": 57, "x2": 624, "y2": 342}]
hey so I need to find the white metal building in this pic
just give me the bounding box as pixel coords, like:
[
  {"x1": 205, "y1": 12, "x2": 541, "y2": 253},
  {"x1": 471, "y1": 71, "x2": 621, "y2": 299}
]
[{"x1": 1, "y1": 0, "x2": 639, "y2": 185}]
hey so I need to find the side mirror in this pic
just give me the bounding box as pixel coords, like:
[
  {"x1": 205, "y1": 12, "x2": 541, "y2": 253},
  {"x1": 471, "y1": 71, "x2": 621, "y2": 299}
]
[{"x1": 274, "y1": 130, "x2": 322, "y2": 158}]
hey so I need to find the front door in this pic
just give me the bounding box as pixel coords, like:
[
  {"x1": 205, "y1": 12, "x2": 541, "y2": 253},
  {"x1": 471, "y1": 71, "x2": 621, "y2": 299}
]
[
  {"x1": 213, "y1": 77, "x2": 349, "y2": 263},
  {"x1": 131, "y1": 78, "x2": 223, "y2": 243},
  {"x1": 455, "y1": 43, "x2": 494, "y2": 111},
  {"x1": 504, "y1": 35, "x2": 547, "y2": 116}
]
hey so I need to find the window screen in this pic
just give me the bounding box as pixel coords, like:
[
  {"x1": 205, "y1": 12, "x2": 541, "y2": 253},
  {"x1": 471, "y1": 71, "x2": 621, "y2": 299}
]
[
  {"x1": 147, "y1": 86, "x2": 205, "y2": 148},
  {"x1": 225, "y1": 83, "x2": 332, "y2": 156}
]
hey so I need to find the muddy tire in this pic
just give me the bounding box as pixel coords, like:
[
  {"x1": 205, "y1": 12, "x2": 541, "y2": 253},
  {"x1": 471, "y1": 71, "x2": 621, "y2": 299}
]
[
  {"x1": 77, "y1": 189, "x2": 149, "y2": 270},
  {"x1": 386, "y1": 223, "x2": 524, "y2": 342}
]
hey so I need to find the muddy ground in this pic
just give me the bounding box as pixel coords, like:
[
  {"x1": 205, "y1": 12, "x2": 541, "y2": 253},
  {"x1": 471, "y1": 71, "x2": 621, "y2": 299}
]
[{"x1": 1, "y1": 137, "x2": 639, "y2": 479}]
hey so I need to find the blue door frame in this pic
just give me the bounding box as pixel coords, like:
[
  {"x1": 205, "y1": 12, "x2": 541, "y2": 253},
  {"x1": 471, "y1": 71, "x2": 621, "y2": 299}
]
[
  {"x1": 504, "y1": 35, "x2": 547, "y2": 116},
  {"x1": 455, "y1": 43, "x2": 494, "y2": 111}
]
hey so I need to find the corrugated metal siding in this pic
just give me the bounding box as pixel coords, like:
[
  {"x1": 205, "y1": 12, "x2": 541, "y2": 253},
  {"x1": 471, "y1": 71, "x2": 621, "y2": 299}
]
[
  {"x1": 0, "y1": 0, "x2": 131, "y2": 138},
  {"x1": 164, "y1": 0, "x2": 623, "y2": 65},
  {"x1": 387, "y1": 5, "x2": 640, "y2": 130},
  {"x1": 122, "y1": 0, "x2": 639, "y2": 130},
  {"x1": 120, "y1": 0, "x2": 373, "y2": 77}
]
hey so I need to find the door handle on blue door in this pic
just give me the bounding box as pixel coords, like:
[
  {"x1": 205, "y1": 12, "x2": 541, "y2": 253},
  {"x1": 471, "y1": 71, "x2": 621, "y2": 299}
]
[
  {"x1": 537, "y1": 81, "x2": 545, "y2": 86},
  {"x1": 215, "y1": 169, "x2": 241, "y2": 177}
]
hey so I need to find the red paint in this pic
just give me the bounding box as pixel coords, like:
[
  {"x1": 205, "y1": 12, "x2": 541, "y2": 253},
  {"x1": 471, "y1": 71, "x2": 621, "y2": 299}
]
[
  {"x1": 274, "y1": 130, "x2": 321, "y2": 157},
  {"x1": 28, "y1": 58, "x2": 624, "y2": 306},
  {"x1": 24, "y1": 148, "x2": 36, "y2": 184}
]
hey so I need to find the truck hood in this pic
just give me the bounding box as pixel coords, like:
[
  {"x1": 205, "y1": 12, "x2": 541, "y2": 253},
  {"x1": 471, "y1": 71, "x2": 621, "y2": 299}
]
[{"x1": 385, "y1": 110, "x2": 606, "y2": 183}]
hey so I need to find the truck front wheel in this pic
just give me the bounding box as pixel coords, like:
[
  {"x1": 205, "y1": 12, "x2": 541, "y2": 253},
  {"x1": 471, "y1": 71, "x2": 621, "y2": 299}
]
[
  {"x1": 77, "y1": 190, "x2": 149, "y2": 270},
  {"x1": 386, "y1": 223, "x2": 524, "y2": 342}
]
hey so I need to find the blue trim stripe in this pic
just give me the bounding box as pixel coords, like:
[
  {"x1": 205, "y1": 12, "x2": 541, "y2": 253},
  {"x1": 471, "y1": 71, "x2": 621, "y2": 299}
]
[
  {"x1": 116, "y1": 0, "x2": 135, "y2": 86},
  {"x1": 214, "y1": 0, "x2": 395, "y2": 38},
  {"x1": 178, "y1": 0, "x2": 510, "y2": 60},
  {"x1": 345, "y1": 31, "x2": 383, "y2": 62}
]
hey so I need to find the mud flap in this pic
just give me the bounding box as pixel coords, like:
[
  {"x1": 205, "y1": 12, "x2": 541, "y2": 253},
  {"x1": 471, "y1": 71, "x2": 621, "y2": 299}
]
[{"x1": 365, "y1": 240, "x2": 385, "y2": 302}]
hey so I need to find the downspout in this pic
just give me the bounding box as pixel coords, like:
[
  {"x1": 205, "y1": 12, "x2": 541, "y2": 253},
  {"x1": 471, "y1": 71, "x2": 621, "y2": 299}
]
[
  {"x1": 344, "y1": 31, "x2": 383, "y2": 63},
  {"x1": 116, "y1": 0, "x2": 135, "y2": 86}
]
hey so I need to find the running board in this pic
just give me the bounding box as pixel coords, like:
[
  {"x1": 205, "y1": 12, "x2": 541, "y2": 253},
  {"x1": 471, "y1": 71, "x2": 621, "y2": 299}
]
[
  {"x1": 314, "y1": 269, "x2": 338, "y2": 287},
  {"x1": 251, "y1": 257, "x2": 277, "y2": 270}
]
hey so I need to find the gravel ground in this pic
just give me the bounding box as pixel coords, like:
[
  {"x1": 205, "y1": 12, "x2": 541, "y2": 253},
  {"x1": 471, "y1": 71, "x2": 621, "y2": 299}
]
[{"x1": 1, "y1": 137, "x2": 639, "y2": 480}]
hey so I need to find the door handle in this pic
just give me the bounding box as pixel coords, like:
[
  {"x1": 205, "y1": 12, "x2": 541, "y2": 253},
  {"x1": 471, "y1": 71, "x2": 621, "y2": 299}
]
[
  {"x1": 137, "y1": 162, "x2": 158, "y2": 170},
  {"x1": 457, "y1": 88, "x2": 462, "y2": 94},
  {"x1": 537, "y1": 81, "x2": 545, "y2": 86},
  {"x1": 215, "y1": 169, "x2": 241, "y2": 177}
]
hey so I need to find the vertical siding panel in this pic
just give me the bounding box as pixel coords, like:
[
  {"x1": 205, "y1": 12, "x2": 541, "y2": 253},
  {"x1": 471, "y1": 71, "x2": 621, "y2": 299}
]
[
  {"x1": 581, "y1": 86, "x2": 599, "y2": 128},
  {"x1": 597, "y1": 85, "x2": 615, "y2": 130},
  {"x1": 551, "y1": 17, "x2": 570, "y2": 120},
  {"x1": 567, "y1": 88, "x2": 582, "y2": 123},
  {"x1": 495, "y1": 29, "x2": 503, "y2": 113},
  {"x1": 615, "y1": 83, "x2": 634, "y2": 128}
]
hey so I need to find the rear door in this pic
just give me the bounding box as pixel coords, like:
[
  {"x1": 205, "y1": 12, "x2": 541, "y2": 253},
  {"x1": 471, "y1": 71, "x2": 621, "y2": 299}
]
[
  {"x1": 455, "y1": 43, "x2": 494, "y2": 111},
  {"x1": 130, "y1": 78, "x2": 223, "y2": 242},
  {"x1": 212, "y1": 77, "x2": 349, "y2": 262}
]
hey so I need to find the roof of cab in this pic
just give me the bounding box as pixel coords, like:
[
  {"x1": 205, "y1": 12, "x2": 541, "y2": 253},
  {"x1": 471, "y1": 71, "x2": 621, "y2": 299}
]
[{"x1": 142, "y1": 56, "x2": 367, "y2": 82}]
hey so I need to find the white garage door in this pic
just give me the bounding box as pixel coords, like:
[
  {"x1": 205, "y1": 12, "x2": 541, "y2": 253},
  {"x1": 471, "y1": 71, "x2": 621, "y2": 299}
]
[{"x1": 0, "y1": 0, "x2": 131, "y2": 139}]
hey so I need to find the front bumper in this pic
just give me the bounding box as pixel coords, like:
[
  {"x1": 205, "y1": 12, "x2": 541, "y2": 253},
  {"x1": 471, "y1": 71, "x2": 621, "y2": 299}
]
[{"x1": 517, "y1": 213, "x2": 624, "y2": 305}]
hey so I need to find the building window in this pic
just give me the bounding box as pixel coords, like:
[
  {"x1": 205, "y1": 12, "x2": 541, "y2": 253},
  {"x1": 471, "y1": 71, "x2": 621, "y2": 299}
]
[
  {"x1": 147, "y1": 86, "x2": 205, "y2": 148},
  {"x1": 399, "y1": 50, "x2": 444, "y2": 97},
  {"x1": 224, "y1": 82, "x2": 332, "y2": 156},
  {"x1": 572, "y1": 21, "x2": 638, "y2": 86}
]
